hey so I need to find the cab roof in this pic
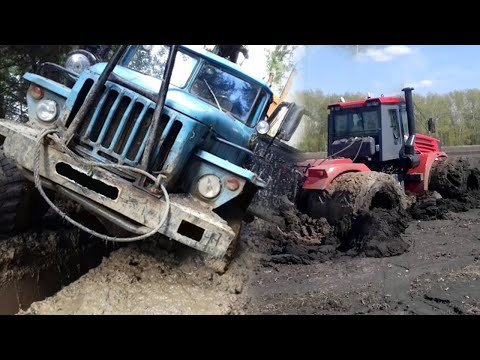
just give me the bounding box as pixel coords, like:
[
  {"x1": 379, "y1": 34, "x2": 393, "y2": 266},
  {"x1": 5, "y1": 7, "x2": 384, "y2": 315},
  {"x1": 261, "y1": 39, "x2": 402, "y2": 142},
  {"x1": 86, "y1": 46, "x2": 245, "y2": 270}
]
[{"x1": 328, "y1": 96, "x2": 402, "y2": 109}]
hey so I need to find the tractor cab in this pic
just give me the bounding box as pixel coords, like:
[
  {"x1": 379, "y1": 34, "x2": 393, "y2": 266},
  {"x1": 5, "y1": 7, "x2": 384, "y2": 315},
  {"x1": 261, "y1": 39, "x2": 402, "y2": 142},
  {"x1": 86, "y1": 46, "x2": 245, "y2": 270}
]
[{"x1": 327, "y1": 88, "x2": 441, "y2": 171}]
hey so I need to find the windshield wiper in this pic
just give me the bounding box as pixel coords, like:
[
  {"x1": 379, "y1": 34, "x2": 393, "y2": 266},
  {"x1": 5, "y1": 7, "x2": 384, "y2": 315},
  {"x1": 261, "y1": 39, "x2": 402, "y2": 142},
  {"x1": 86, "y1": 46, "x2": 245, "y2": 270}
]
[{"x1": 204, "y1": 79, "x2": 224, "y2": 113}]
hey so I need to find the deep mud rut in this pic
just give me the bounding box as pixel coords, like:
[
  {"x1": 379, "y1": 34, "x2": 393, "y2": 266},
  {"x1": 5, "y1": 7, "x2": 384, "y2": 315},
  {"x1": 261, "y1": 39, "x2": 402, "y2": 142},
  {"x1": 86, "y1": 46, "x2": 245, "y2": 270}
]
[{"x1": 2, "y1": 156, "x2": 480, "y2": 315}]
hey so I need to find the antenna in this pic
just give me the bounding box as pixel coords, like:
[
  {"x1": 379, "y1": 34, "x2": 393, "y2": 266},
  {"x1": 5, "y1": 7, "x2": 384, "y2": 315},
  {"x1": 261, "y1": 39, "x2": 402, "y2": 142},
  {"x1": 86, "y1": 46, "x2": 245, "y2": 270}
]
[
  {"x1": 367, "y1": 92, "x2": 371, "y2": 99},
  {"x1": 340, "y1": 97, "x2": 346, "y2": 103}
]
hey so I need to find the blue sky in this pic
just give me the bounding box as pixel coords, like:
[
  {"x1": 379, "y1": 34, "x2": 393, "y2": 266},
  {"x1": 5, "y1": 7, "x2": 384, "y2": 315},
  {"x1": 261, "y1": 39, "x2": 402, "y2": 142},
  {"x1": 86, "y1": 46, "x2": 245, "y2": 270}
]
[{"x1": 294, "y1": 45, "x2": 480, "y2": 96}]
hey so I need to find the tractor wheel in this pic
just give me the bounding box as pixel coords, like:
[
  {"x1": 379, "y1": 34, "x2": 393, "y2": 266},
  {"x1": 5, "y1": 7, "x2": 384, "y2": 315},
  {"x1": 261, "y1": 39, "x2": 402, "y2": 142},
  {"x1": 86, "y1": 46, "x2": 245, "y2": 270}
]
[
  {"x1": 0, "y1": 146, "x2": 50, "y2": 239},
  {"x1": 429, "y1": 157, "x2": 479, "y2": 198},
  {"x1": 305, "y1": 171, "x2": 408, "y2": 223}
]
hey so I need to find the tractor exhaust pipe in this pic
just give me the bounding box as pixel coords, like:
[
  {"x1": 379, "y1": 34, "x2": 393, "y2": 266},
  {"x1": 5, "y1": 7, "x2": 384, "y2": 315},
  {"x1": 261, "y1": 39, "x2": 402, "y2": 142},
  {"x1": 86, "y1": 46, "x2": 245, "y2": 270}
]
[{"x1": 402, "y1": 87, "x2": 416, "y2": 155}]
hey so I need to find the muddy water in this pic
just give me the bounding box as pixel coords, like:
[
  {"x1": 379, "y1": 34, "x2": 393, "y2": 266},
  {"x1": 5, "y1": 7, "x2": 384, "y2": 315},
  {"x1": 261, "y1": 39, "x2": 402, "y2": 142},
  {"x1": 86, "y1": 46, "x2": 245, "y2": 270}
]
[{"x1": 0, "y1": 223, "x2": 111, "y2": 315}]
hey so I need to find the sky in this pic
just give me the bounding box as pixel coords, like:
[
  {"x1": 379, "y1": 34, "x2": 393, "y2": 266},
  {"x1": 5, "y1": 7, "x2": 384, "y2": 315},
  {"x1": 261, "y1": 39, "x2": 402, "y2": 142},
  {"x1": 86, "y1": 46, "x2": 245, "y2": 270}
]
[
  {"x1": 185, "y1": 46, "x2": 480, "y2": 98},
  {"x1": 295, "y1": 45, "x2": 480, "y2": 97}
]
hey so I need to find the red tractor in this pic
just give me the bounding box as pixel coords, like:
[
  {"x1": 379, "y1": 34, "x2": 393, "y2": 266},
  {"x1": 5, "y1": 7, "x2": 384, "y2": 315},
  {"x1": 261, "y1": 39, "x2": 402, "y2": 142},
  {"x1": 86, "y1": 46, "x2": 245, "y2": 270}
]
[{"x1": 295, "y1": 87, "x2": 478, "y2": 221}]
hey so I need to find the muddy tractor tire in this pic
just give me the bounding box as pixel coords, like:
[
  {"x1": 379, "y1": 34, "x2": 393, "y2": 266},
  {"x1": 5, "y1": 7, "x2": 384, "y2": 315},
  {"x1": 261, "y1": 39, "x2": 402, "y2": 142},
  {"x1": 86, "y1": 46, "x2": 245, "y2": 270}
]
[
  {"x1": 429, "y1": 157, "x2": 480, "y2": 198},
  {"x1": 305, "y1": 171, "x2": 408, "y2": 223},
  {"x1": 0, "y1": 147, "x2": 50, "y2": 238}
]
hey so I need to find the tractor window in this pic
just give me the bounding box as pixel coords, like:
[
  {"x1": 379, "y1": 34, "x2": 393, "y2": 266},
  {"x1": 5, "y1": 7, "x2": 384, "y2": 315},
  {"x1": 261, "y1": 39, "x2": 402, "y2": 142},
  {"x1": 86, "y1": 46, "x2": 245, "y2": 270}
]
[
  {"x1": 352, "y1": 113, "x2": 364, "y2": 132},
  {"x1": 400, "y1": 106, "x2": 409, "y2": 140},
  {"x1": 389, "y1": 109, "x2": 401, "y2": 145},
  {"x1": 334, "y1": 114, "x2": 348, "y2": 136},
  {"x1": 363, "y1": 110, "x2": 379, "y2": 131},
  {"x1": 333, "y1": 109, "x2": 378, "y2": 138}
]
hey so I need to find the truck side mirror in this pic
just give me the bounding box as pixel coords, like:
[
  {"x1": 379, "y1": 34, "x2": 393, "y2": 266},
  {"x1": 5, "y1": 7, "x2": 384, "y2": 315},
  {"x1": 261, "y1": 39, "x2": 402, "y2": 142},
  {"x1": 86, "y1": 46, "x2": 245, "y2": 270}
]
[
  {"x1": 266, "y1": 101, "x2": 308, "y2": 141},
  {"x1": 428, "y1": 118, "x2": 436, "y2": 133}
]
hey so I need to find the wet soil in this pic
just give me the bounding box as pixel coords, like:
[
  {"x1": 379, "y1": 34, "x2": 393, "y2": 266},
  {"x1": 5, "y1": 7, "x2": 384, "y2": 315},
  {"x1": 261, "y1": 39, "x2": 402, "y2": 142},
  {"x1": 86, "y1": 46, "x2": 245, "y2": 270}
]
[
  {"x1": 0, "y1": 211, "x2": 111, "y2": 314},
  {"x1": 244, "y1": 209, "x2": 480, "y2": 314},
  {"x1": 5, "y1": 157, "x2": 480, "y2": 315}
]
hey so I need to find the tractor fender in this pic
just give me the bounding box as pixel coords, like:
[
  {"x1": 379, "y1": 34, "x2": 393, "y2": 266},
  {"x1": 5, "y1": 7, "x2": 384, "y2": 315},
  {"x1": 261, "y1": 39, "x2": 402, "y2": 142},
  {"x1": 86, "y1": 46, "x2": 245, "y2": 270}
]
[
  {"x1": 405, "y1": 151, "x2": 447, "y2": 193},
  {"x1": 301, "y1": 158, "x2": 371, "y2": 190}
]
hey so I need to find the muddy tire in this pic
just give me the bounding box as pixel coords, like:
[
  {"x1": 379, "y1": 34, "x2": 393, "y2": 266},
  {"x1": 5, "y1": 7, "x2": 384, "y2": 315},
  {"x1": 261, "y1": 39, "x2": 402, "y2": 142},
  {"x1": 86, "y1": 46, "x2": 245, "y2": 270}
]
[
  {"x1": 305, "y1": 172, "x2": 407, "y2": 223},
  {"x1": 0, "y1": 147, "x2": 50, "y2": 239},
  {"x1": 430, "y1": 157, "x2": 479, "y2": 198}
]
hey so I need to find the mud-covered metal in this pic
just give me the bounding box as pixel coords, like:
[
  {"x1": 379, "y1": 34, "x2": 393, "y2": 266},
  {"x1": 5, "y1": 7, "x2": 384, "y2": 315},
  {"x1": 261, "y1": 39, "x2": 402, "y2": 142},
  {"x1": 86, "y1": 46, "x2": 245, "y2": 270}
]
[{"x1": 1, "y1": 121, "x2": 235, "y2": 258}]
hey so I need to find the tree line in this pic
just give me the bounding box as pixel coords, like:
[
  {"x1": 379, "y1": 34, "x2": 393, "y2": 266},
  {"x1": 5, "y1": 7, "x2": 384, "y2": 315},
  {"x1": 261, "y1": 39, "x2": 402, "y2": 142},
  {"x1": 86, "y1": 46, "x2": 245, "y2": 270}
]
[{"x1": 295, "y1": 89, "x2": 480, "y2": 152}]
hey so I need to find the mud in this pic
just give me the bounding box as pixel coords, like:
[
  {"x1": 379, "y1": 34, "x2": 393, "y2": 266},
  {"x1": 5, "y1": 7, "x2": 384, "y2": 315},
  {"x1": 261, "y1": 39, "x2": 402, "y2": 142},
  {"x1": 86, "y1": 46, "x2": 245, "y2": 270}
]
[
  {"x1": 23, "y1": 231, "x2": 262, "y2": 315},
  {"x1": 244, "y1": 209, "x2": 480, "y2": 315},
  {"x1": 0, "y1": 211, "x2": 111, "y2": 314},
  {"x1": 259, "y1": 196, "x2": 411, "y2": 268},
  {"x1": 408, "y1": 191, "x2": 480, "y2": 220},
  {"x1": 6, "y1": 155, "x2": 480, "y2": 315},
  {"x1": 19, "y1": 204, "x2": 480, "y2": 315}
]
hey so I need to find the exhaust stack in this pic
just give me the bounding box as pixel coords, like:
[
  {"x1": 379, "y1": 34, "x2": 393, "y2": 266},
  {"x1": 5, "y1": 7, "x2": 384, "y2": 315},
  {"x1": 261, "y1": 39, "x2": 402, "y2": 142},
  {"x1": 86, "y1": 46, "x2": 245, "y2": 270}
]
[{"x1": 402, "y1": 87, "x2": 416, "y2": 155}]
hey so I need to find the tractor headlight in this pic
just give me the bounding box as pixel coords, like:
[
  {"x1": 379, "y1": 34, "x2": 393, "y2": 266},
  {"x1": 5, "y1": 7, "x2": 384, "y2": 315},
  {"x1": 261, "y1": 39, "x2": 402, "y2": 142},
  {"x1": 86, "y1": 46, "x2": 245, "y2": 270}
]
[
  {"x1": 36, "y1": 99, "x2": 58, "y2": 122},
  {"x1": 65, "y1": 50, "x2": 96, "y2": 75},
  {"x1": 197, "y1": 174, "x2": 222, "y2": 199}
]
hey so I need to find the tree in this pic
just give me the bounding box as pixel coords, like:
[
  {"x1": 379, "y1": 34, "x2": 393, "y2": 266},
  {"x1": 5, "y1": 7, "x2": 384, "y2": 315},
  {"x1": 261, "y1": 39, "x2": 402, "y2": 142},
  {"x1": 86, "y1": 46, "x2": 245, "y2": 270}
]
[{"x1": 265, "y1": 45, "x2": 298, "y2": 94}]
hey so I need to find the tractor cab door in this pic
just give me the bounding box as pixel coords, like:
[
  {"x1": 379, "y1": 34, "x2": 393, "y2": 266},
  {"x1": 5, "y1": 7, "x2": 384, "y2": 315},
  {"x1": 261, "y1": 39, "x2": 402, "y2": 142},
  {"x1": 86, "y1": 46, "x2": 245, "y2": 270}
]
[{"x1": 381, "y1": 104, "x2": 404, "y2": 161}]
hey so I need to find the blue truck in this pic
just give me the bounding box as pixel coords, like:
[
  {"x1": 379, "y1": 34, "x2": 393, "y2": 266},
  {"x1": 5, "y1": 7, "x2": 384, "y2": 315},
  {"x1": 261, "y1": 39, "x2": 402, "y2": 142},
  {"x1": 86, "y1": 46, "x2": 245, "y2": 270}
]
[{"x1": 0, "y1": 45, "x2": 284, "y2": 261}]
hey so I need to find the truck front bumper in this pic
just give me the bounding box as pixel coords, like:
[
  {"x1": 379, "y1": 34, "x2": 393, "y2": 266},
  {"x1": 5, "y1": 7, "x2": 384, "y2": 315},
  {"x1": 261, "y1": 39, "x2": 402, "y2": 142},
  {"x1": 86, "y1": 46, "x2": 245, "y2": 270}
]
[{"x1": 0, "y1": 120, "x2": 235, "y2": 258}]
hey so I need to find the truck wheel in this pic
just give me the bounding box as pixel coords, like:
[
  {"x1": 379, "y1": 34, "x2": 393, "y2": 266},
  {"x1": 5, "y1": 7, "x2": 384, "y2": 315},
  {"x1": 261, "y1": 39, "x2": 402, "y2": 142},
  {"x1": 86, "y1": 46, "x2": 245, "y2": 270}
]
[
  {"x1": 0, "y1": 146, "x2": 50, "y2": 239},
  {"x1": 305, "y1": 171, "x2": 407, "y2": 223}
]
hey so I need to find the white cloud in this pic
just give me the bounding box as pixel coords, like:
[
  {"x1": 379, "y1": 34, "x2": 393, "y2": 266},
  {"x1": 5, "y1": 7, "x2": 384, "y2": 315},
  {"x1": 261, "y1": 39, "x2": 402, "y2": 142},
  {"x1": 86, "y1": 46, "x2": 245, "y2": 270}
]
[
  {"x1": 404, "y1": 79, "x2": 433, "y2": 89},
  {"x1": 355, "y1": 45, "x2": 413, "y2": 62}
]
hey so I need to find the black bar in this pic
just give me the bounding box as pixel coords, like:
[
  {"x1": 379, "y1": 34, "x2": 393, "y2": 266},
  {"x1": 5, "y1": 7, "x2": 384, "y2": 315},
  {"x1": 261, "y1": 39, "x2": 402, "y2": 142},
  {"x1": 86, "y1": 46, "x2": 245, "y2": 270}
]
[
  {"x1": 141, "y1": 45, "x2": 179, "y2": 172},
  {"x1": 62, "y1": 45, "x2": 128, "y2": 143}
]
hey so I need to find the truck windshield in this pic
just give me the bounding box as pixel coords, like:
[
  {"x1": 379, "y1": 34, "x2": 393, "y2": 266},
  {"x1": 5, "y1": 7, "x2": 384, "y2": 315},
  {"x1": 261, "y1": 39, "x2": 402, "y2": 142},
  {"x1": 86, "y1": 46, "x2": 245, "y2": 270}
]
[
  {"x1": 126, "y1": 45, "x2": 198, "y2": 88},
  {"x1": 126, "y1": 45, "x2": 260, "y2": 124},
  {"x1": 333, "y1": 108, "x2": 380, "y2": 138},
  {"x1": 190, "y1": 64, "x2": 260, "y2": 123}
]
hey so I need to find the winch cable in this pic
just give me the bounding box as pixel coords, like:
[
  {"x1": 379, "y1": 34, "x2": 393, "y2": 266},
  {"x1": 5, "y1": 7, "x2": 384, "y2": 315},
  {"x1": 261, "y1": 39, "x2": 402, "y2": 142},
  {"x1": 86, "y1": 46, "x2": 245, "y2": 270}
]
[{"x1": 33, "y1": 129, "x2": 171, "y2": 242}]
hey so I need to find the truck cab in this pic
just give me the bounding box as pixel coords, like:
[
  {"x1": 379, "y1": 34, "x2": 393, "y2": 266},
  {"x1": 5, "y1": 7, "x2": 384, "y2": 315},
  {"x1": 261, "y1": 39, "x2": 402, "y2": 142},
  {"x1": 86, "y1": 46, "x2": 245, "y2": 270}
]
[{"x1": 0, "y1": 45, "x2": 274, "y2": 259}]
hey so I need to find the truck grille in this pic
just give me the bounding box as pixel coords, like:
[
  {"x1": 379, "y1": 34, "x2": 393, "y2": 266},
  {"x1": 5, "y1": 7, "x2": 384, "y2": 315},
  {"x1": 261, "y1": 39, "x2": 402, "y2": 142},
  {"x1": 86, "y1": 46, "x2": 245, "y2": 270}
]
[{"x1": 71, "y1": 79, "x2": 180, "y2": 171}]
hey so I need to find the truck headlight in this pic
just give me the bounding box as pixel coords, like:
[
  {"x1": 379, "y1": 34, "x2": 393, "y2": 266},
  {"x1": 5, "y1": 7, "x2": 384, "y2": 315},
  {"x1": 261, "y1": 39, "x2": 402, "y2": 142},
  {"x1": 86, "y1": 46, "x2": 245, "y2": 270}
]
[
  {"x1": 197, "y1": 174, "x2": 222, "y2": 199},
  {"x1": 36, "y1": 99, "x2": 58, "y2": 122}
]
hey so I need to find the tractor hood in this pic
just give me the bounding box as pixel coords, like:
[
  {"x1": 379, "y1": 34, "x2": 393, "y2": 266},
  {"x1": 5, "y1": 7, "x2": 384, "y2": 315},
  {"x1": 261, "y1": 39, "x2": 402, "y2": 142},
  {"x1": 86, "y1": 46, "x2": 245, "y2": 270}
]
[{"x1": 88, "y1": 63, "x2": 255, "y2": 146}]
